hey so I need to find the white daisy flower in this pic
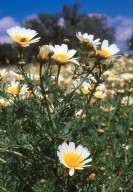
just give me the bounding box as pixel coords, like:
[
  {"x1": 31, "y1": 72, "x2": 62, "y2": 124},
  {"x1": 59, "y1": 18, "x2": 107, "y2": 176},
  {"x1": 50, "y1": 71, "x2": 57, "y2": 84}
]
[
  {"x1": 10, "y1": 70, "x2": 24, "y2": 81},
  {"x1": 49, "y1": 44, "x2": 79, "y2": 65},
  {"x1": 121, "y1": 96, "x2": 133, "y2": 107},
  {"x1": 7, "y1": 81, "x2": 28, "y2": 95},
  {"x1": 96, "y1": 83, "x2": 106, "y2": 91},
  {"x1": 120, "y1": 73, "x2": 133, "y2": 82},
  {"x1": 7, "y1": 26, "x2": 41, "y2": 47},
  {"x1": 65, "y1": 65, "x2": 75, "y2": 75},
  {"x1": 100, "y1": 106, "x2": 115, "y2": 112},
  {"x1": 57, "y1": 142, "x2": 92, "y2": 176},
  {"x1": 76, "y1": 32, "x2": 101, "y2": 49},
  {"x1": 75, "y1": 109, "x2": 83, "y2": 117},
  {"x1": 28, "y1": 74, "x2": 40, "y2": 81},
  {"x1": 81, "y1": 82, "x2": 91, "y2": 95},
  {"x1": 94, "y1": 91, "x2": 106, "y2": 99},
  {"x1": 96, "y1": 40, "x2": 120, "y2": 59},
  {"x1": 105, "y1": 89, "x2": 115, "y2": 97},
  {"x1": 0, "y1": 69, "x2": 7, "y2": 80},
  {"x1": 0, "y1": 98, "x2": 11, "y2": 107}
]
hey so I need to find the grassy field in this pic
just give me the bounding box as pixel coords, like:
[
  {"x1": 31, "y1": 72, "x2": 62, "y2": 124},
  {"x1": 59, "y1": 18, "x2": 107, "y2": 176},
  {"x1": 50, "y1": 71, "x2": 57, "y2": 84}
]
[{"x1": 0, "y1": 52, "x2": 133, "y2": 191}]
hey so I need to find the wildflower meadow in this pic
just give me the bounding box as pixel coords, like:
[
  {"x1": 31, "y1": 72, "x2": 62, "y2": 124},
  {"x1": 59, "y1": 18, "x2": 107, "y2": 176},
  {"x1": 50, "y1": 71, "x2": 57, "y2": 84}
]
[{"x1": 0, "y1": 26, "x2": 133, "y2": 192}]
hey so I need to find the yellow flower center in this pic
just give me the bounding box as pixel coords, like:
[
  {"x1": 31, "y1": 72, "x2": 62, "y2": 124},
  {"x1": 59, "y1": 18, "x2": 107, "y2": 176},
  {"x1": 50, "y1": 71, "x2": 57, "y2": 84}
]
[
  {"x1": 56, "y1": 53, "x2": 70, "y2": 61},
  {"x1": 97, "y1": 49, "x2": 111, "y2": 58},
  {"x1": 82, "y1": 88, "x2": 90, "y2": 95},
  {"x1": 95, "y1": 93, "x2": 104, "y2": 99},
  {"x1": 104, "y1": 106, "x2": 112, "y2": 112},
  {"x1": 7, "y1": 87, "x2": 24, "y2": 95},
  {"x1": 87, "y1": 42, "x2": 93, "y2": 48},
  {"x1": 13, "y1": 36, "x2": 31, "y2": 45},
  {"x1": 63, "y1": 152, "x2": 84, "y2": 168},
  {"x1": 106, "y1": 90, "x2": 113, "y2": 97},
  {"x1": 0, "y1": 101, "x2": 10, "y2": 107},
  {"x1": 7, "y1": 87, "x2": 19, "y2": 95},
  {"x1": 124, "y1": 100, "x2": 133, "y2": 107},
  {"x1": 16, "y1": 75, "x2": 24, "y2": 81},
  {"x1": 27, "y1": 92, "x2": 34, "y2": 98}
]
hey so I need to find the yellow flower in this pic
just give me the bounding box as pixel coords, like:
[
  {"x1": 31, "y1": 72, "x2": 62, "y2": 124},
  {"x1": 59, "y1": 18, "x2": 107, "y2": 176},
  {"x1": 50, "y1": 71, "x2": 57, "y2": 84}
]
[
  {"x1": 57, "y1": 142, "x2": 92, "y2": 176},
  {"x1": 0, "y1": 98, "x2": 11, "y2": 107},
  {"x1": 26, "y1": 91, "x2": 34, "y2": 98},
  {"x1": 100, "y1": 106, "x2": 115, "y2": 112},
  {"x1": 96, "y1": 84, "x2": 106, "y2": 91},
  {"x1": 49, "y1": 44, "x2": 79, "y2": 65},
  {"x1": 7, "y1": 81, "x2": 28, "y2": 95},
  {"x1": 94, "y1": 91, "x2": 106, "y2": 99},
  {"x1": 96, "y1": 40, "x2": 120, "y2": 59},
  {"x1": 10, "y1": 70, "x2": 24, "y2": 81},
  {"x1": 7, "y1": 26, "x2": 41, "y2": 47},
  {"x1": 28, "y1": 74, "x2": 40, "y2": 81},
  {"x1": 105, "y1": 90, "x2": 115, "y2": 97},
  {"x1": 81, "y1": 82, "x2": 91, "y2": 95}
]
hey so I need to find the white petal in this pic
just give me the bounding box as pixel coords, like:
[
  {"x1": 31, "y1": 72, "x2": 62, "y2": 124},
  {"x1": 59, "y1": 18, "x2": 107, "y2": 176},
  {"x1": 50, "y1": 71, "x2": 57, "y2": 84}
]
[
  {"x1": 62, "y1": 143, "x2": 69, "y2": 153},
  {"x1": 102, "y1": 40, "x2": 109, "y2": 49},
  {"x1": 83, "y1": 158, "x2": 92, "y2": 164},
  {"x1": 76, "y1": 32, "x2": 82, "y2": 36},
  {"x1": 58, "y1": 145, "x2": 65, "y2": 155},
  {"x1": 61, "y1": 44, "x2": 68, "y2": 54},
  {"x1": 111, "y1": 48, "x2": 120, "y2": 55},
  {"x1": 76, "y1": 145, "x2": 84, "y2": 155},
  {"x1": 69, "y1": 168, "x2": 75, "y2": 176},
  {"x1": 69, "y1": 142, "x2": 75, "y2": 152},
  {"x1": 49, "y1": 45, "x2": 54, "y2": 51},
  {"x1": 82, "y1": 164, "x2": 91, "y2": 168},
  {"x1": 88, "y1": 34, "x2": 94, "y2": 41},
  {"x1": 93, "y1": 38, "x2": 101, "y2": 45},
  {"x1": 67, "y1": 50, "x2": 76, "y2": 58},
  {"x1": 69, "y1": 59, "x2": 79, "y2": 65},
  {"x1": 75, "y1": 167, "x2": 84, "y2": 170},
  {"x1": 55, "y1": 45, "x2": 62, "y2": 53},
  {"x1": 83, "y1": 33, "x2": 89, "y2": 39},
  {"x1": 81, "y1": 148, "x2": 90, "y2": 159}
]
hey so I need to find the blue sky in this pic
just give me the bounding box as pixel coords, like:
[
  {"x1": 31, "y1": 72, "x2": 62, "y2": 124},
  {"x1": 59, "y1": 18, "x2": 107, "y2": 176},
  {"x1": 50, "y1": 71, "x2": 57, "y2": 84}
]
[
  {"x1": 0, "y1": 0, "x2": 133, "y2": 20},
  {"x1": 0, "y1": 0, "x2": 133, "y2": 52}
]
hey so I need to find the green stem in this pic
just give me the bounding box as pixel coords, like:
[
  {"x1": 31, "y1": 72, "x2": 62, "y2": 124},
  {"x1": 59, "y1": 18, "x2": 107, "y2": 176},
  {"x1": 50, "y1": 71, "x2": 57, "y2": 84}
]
[
  {"x1": 57, "y1": 65, "x2": 61, "y2": 83},
  {"x1": 39, "y1": 62, "x2": 56, "y2": 131},
  {"x1": 65, "y1": 65, "x2": 97, "y2": 102},
  {"x1": 65, "y1": 71, "x2": 90, "y2": 102},
  {"x1": 19, "y1": 47, "x2": 22, "y2": 61},
  {"x1": 66, "y1": 173, "x2": 70, "y2": 191}
]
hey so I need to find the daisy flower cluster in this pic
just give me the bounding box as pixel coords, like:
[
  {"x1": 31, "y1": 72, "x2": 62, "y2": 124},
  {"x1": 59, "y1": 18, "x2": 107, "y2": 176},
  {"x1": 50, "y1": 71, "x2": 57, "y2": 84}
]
[
  {"x1": 0, "y1": 26, "x2": 132, "y2": 192},
  {"x1": 76, "y1": 32, "x2": 120, "y2": 59}
]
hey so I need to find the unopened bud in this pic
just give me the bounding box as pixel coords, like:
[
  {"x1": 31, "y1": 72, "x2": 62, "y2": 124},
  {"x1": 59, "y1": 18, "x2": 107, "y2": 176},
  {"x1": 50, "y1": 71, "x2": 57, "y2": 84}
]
[
  {"x1": 97, "y1": 128, "x2": 104, "y2": 133},
  {"x1": 88, "y1": 173, "x2": 96, "y2": 181},
  {"x1": 128, "y1": 127, "x2": 133, "y2": 132},
  {"x1": 63, "y1": 39, "x2": 70, "y2": 43},
  {"x1": 18, "y1": 61, "x2": 26, "y2": 65}
]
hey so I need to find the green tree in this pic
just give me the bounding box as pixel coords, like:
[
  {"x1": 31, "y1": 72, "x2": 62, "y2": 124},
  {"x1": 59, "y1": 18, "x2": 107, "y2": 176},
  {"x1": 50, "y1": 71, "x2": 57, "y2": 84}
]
[
  {"x1": 127, "y1": 35, "x2": 133, "y2": 50},
  {"x1": 23, "y1": 3, "x2": 115, "y2": 61},
  {"x1": 0, "y1": 44, "x2": 18, "y2": 65}
]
